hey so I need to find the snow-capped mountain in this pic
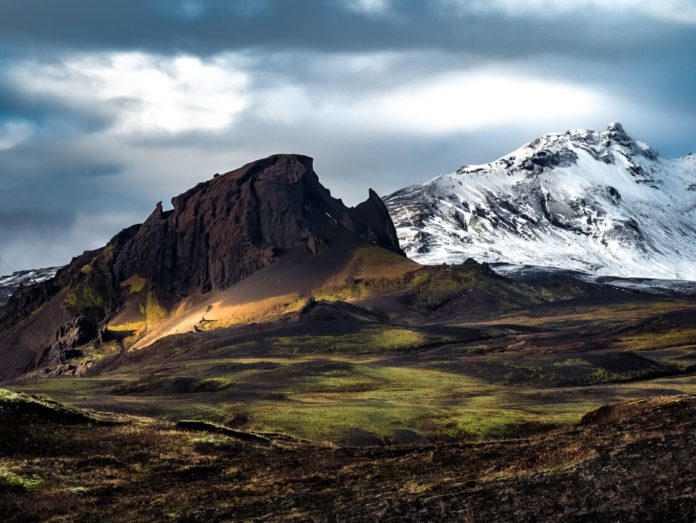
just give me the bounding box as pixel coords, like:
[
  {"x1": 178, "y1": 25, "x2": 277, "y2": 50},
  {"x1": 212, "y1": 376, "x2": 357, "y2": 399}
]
[
  {"x1": 0, "y1": 267, "x2": 60, "y2": 306},
  {"x1": 385, "y1": 122, "x2": 696, "y2": 280}
]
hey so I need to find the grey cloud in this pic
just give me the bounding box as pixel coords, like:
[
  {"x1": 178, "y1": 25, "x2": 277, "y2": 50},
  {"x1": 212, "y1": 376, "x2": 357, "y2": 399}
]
[
  {"x1": 0, "y1": 0, "x2": 691, "y2": 61},
  {"x1": 0, "y1": 0, "x2": 695, "y2": 273},
  {"x1": 0, "y1": 209, "x2": 75, "y2": 240}
]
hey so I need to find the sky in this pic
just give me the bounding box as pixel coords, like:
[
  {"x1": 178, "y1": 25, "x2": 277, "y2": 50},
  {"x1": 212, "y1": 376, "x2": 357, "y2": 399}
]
[{"x1": 1, "y1": 0, "x2": 695, "y2": 274}]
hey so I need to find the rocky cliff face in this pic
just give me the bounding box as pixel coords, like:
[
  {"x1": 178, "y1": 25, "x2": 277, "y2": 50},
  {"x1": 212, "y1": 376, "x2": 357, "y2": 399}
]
[
  {"x1": 111, "y1": 154, "x2": 403, "y2": 296},
  {"x1": 0, "y1": 154, "x2": 404, "y2": 378}
]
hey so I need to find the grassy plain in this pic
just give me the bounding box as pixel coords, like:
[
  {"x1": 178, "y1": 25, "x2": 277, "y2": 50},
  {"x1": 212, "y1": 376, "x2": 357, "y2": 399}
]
[{"x1": 14, "y1": 295, "x2": 696, "y2": 444}]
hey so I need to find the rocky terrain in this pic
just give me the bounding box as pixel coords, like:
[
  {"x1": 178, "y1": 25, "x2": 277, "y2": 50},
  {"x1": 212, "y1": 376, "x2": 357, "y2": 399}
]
[
  {"x1": 385, "y1": 122, "x2": 696, "y2": 280},
  {"x1": 1, "y1": 387, "x2": 694, "y2": 522},
  {"x1": 2, "y1": 152, "x2": 696, "y2": 521}
]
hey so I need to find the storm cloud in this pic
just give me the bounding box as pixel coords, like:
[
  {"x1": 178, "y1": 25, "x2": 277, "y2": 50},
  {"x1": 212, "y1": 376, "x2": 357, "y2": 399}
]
[{"x1": 0, "y1": 0, "x2": 695, "y2": 273}]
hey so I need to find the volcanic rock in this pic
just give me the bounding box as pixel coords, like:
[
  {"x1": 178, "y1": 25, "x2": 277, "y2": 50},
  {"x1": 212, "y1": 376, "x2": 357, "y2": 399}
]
[
  {"x1": 113, "y1": 154, "x2": 403, "y2": 295},
  {"x1": 0, "y1": 154, "x2": 405, "y2": 379}
]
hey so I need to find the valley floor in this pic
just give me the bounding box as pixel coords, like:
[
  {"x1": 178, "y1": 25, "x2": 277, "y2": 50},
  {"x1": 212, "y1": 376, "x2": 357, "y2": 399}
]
[
  {"x1": 11, "y1": 295, "x2": 696, "y2": 445},
  {"x1": 1, "y1": 390, "x2": 694, "y2": 522},
  {"x1": 3, "y1": 287, "x2": 696, "y2": 520}
]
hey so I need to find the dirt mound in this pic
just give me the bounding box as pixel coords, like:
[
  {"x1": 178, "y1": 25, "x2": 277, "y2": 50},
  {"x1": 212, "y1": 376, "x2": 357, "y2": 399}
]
[
  {"x1": 580, "y1": 395, "x2": 693, "y2": 426},
  {"x1": 0, "y1": 388, "x2": 109, "y2": 425},
  {"x1": 294, "y1": 299, "x2": 386, "y2": 323}
]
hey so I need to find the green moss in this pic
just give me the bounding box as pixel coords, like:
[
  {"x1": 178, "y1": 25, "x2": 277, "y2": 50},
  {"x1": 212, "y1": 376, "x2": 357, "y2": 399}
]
[
  {"x1": 0, "y1": 388, "x2": 25, "y2": 402},
  {"x1": 248, "y1": 401, "x2": 419, "y2": 442},
  {"x1": 139, "y1": 290, "x2": 167, "y2": 328},
  {"x1": 121, "y1": 275, "x2": 147, "y2": 295},
  {"x1": 503, "y1": 361, "x2": 546, "y2": 381},
  {"x1": 243, "y1": 366, "x2": 490, "y2": 441},
  {"x1": 0, "y1": 467, "x2": 44, "y2": 491},
  {"x1": 0, "y1": 387, "x2": 60, "y2": 410},
  {"x1": 440, "y1": 410, "x2": 519, "y2": 439},
  {"x1": 65, "y1": 285, "x2": 106, "y2": 317}
]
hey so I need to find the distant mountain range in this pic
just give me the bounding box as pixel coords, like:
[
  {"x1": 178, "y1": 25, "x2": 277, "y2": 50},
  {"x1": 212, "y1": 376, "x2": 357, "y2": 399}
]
[
  {"x1": 0, "y1": 267, "x2": 59, "y2": 306},
  {"x1": 385, "y1": 122, "x2": 696, "y2": 280}
]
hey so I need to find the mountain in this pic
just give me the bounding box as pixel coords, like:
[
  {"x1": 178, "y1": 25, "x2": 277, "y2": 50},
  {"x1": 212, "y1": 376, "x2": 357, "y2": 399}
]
[
  {"x1": 0, "y1": 152, "x2": 622, "y2": 380},
  {"x1": 0, "y1": 267, "x2": 60, "y2": 306},
  {"x1": 385, "y1": 122, "x2": 696, "y2": 280},
  {"x1": 4, "y1": 153, "x2": 696, "y2": 523},
  {"x1": 111, "y1": 154, "x2": 403, "y2": 297},
  {"x1": 0, "y1": 154, "x2": 408, "y2": 379}
]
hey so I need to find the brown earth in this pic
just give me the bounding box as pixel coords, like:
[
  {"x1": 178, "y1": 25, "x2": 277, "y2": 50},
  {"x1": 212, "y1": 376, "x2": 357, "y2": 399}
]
[{"x1": 0, "y1": 390, "x2": 694, "y2": 522}]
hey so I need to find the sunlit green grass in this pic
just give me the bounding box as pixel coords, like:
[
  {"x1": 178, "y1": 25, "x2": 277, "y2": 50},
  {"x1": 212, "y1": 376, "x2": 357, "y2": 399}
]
[
  {"x1": 0, "y1": 465, "x2": 45, "y2": 491},
  {"x1": 12, "y1": 299, "x2": 696, "y2": 445},
  {"x1": 14, "y1": 361, "x2": 696, "y2": 443}
]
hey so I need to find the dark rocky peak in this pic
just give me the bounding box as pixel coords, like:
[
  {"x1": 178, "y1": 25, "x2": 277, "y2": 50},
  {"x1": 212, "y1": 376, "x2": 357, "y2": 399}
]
[
  {"x1": 4, "y1": 156, "x2": 403, "y2": 306},
  {"x1": 606, "y1": 121, "x2": 627, "y2": 137},
  {"x1": 351, "y1": 188, "x2": 405, "y2": 256},
  {"x1": 2, "y1": 155, "x2": 400, "y2": 320},
  {"x1": 107, "y1": 154, "x2": 404, "y2": 296}
]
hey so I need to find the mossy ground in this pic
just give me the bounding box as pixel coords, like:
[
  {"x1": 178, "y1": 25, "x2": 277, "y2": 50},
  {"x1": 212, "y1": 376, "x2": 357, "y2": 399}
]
[
  {"x1": 10, "y1": 290, "x2": 696, "y2": 444},
  {"x1": 0, "y1": 466, "x2": 44, "y2": 491},
  {"x1": 0, "y1": 393, "x2": 694, "y2": 522}
]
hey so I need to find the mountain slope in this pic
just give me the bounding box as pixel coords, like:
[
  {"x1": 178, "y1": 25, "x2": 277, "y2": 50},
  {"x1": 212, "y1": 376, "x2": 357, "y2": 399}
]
[{"x1": 385, "y1": 123, "x2": 696, "y2": 279}]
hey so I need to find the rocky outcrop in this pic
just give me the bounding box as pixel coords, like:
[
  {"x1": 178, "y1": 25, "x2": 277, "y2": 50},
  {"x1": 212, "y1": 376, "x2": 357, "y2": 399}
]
[
  {"x1": 0, "y1": 267, "x2": 60, "y2": 307},
  {"x1": 33, "y1": 316, "x2": 101, "y2": 375},
  {"x1": 293, "y1": 298, "x2": 387, "y2": 323},
  {"x1": 351, "y1": 189, "x2": 405, "y2": 256},
  {"x1": 112, "y1": 154, "x2": 403, "y2": 295},
  {"x1": 0, "y1": 154, "x2": 405, "y2": 379}
]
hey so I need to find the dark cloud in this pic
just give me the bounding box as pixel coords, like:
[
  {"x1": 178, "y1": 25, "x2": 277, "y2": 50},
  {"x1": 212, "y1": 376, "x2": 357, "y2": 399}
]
[
  {"x1": 0, "y1": 0, "x2": 691, "y2": 60},
  {"x1": 0, "y1": 209, "x2": 74, "y2": 241},
  {"x1": 0, "y1": 0, "x2": 695, "y2": 273}
]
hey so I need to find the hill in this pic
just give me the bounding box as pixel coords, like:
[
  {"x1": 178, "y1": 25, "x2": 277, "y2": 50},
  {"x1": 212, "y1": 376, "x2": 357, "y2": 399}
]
[
  {"x1": 0, "y1": 154, "x2": 406, "y2": 379},
  {"x1": 1, "y1": 387, "x2": 694, "y2": 521}
]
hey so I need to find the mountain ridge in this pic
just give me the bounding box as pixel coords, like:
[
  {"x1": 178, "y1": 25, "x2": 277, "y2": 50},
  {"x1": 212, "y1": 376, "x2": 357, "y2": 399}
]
[
  {"x1": 385, "y1": 122, "x2": 696, "y2": 280},
  {"x1": 0, "y1": 267, "x2": 59, "y2": 306}
]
